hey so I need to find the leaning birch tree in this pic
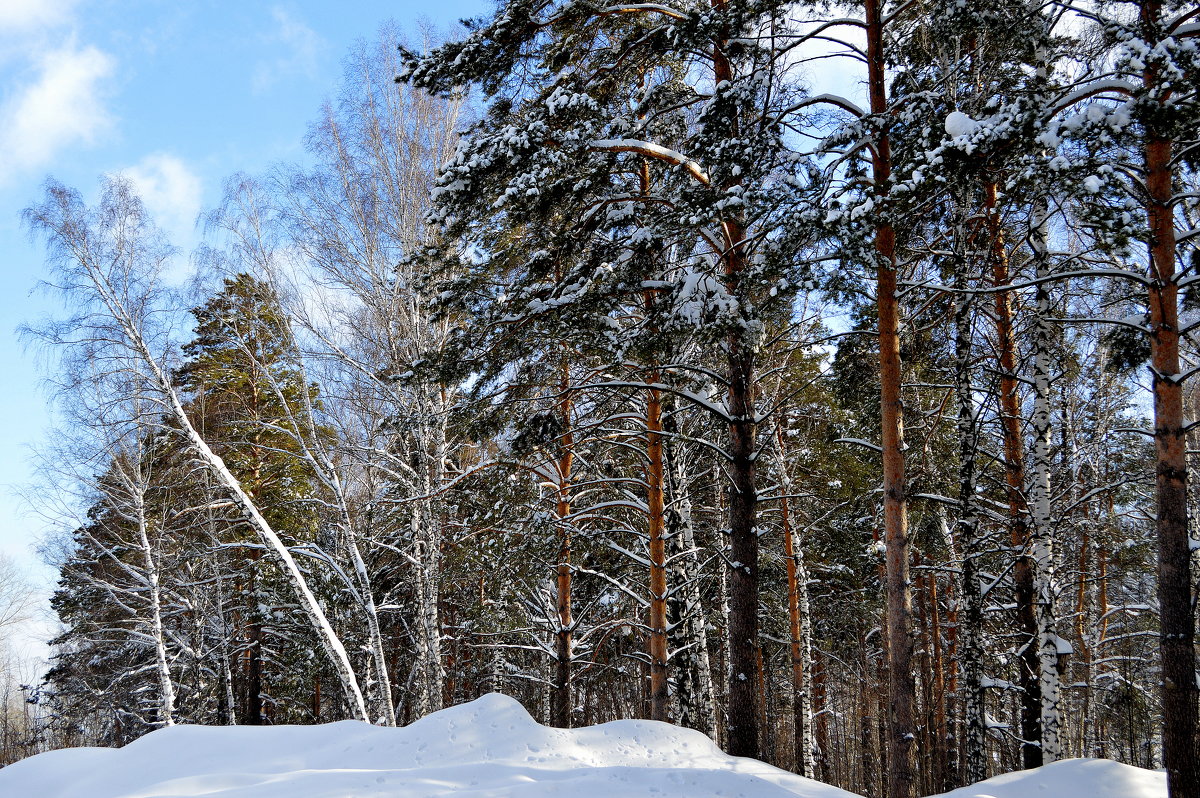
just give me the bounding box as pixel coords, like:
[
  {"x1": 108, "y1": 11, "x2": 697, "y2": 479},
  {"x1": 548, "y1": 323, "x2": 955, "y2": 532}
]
[{"x1": 25, "y1": 177, "x2": 371, "y2": 723}]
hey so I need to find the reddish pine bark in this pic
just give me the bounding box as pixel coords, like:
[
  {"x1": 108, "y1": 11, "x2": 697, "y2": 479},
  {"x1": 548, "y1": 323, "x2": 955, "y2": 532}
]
[
  {"x1": 1141, "y1": 5, "x2": 1199, "y2": 784},
  {"x1": 646, "y1": 381, "x2": 670, "y2": 722},
  {"x1": 865, "y1": 0, "x2": 915, "y2": 794}
]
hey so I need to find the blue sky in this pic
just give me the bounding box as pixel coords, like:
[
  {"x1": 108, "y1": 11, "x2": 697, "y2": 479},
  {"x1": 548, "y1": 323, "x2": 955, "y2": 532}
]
[{"x1": 0, "y1": 0, "x2": 489, "y2": 648}]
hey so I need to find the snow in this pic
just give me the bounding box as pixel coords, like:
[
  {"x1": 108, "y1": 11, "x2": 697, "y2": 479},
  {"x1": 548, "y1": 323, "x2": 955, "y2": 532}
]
[
  {"x1": 589, "y1": 139, "x2": 710, "y2": 184},
  {"x1": 0, "y1": 696, "x2": 1167, "y2": 798},
  {"x1": 935, "y1": 759, "x2": 1164, "y2": 798},
  {"x1": 0, "y1": 694, "x2": 859, "y2": 798},
  {"x1": 945, "y1": 111, "x2": 980, "y2": 138}
]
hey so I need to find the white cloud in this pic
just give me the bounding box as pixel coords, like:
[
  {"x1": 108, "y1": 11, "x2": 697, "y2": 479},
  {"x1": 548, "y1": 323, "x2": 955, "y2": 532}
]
[
  {"x1": 0, "y1": 0, "x2": 77, "y2": 34},
  {"x1": 0, "y1": 41, "x2": 116, "y2": 184},
  {"x1": 120, "y1": 153, "x2": 204, "y2": 248},
  {"x1": 252, "y1": 6, "x2": 324, "y2": 93}
]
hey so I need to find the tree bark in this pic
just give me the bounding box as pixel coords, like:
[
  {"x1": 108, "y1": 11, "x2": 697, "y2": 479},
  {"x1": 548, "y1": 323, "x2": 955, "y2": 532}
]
[
  {"x1": 1028, "y1": 195, "x2": 1063, "y2": 762},
  {"x1": 552, "y1": 364, "x2": 575, "y2": 729},
  {"x1": 646, "y1": 380, "x2": 670, "y2": 722},
  {"x1": 984, "y1": 180, "x2": 1041, "y2": 768},
  {"x1": 711, "y1": 0, "x2": 761, "y2": 759},
  {"x1": 865, "y1": 0, "x2": 915, "y2": 793},
  {"x1": 665, "y1": 427, "x2": 720, "y2": 740},
  {"x1": 136, "y1": 499, "x2": 176, "y2": 728},
  {"x1": 953, "y1": 279, "x2": 987, "y2": 784},
  {"x1": 1142, "y1": 2, "x2": 1199, "y2": 789},
  {"x1": 775, "y1": 426, "x2": 815, "y2": 776}
]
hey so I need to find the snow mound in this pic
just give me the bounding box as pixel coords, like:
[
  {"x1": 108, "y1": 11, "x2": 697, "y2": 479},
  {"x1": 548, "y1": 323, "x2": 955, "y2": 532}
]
[
  {"x1": 935, "y1": 758, "x2": 1165, "y2": 798},
  {"x1": 944, "y1": 110, "x2": 980, "y2": 137},
  {"x1": 0, "y1": 693, "x2": 858, "y2": 798}
]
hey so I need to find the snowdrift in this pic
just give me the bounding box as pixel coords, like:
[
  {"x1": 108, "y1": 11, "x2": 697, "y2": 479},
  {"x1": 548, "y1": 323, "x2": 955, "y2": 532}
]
[
  {"x1": 937, "y1": 758, "x2": 1165, "y2": 798},
  {"x1": 0, "y1": 693, "x2": 856, "y2": 797},
  {"x1": 0, "y1": 693, "x2": 1166, "y2": 798}
]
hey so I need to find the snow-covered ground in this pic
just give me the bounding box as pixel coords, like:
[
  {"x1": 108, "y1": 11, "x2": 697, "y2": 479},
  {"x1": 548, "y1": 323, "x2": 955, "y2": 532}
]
[
  {"x1": 0, "y1": 693, "x2": 1167, "y2": 798},
  {"x1": 938, "y1": 758, "x2": 1165, "y2": 798}
]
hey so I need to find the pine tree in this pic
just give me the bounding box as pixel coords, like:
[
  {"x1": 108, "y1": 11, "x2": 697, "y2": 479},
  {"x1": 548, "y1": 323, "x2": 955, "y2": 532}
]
[
  {"x1": 173, "y1": 273, "x2": 328, "y2": 724},
  {"x1": 403, "y1": 0, "x2": 811, "y2": 755}
]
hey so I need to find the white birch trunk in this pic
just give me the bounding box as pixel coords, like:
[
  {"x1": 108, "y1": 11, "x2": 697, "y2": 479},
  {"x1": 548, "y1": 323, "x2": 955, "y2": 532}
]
[
  {"x1": 87, "y1": 272, "x2": 370, "y2": 722},
  {"x1": 415, "y1": 495, "x2": 445, "y2": 714},
  {"x1": 668, "y1": 452, "x2": 719, "y2": 741},
  {"x1": 717, "y1": 526, "x2": 731, "y2": 749},
  {"x1": 284, "y1": 352, "x2": 399, "y2": 727},
  {"x1": 347, "y1": 520, "x2": 397, "y2": 725},
  {"x1": 213, "y1": 563, "x2": 239, "y2": 725},
  {"x1": 795, "y1": 539, "x2": 816, "y2": 777},
  {"x1": 953, "y1": 269, "x2": 987, "y2": 784},
  {"x1": 411, "y1": 384, "x2": 447, "y2": 715},
  {"x1": 135, "y1": 498, "x2": 176, "y2": 727},
  {"x1": 1028, "y1": 197, "x2": 1063, "y2": 762}
]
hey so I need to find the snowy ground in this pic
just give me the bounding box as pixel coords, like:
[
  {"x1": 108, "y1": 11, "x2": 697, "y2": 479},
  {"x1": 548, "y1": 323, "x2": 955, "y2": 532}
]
[
  {"x1": 937, "y1": 758, "x2": 1165, "y2": 798},
  {"x1": 0, "y1": 693, "x2": 1166, "y2": 798}
]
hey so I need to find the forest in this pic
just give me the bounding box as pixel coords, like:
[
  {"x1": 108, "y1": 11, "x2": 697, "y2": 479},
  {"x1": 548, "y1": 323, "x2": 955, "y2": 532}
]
[{"x1": 1, "y1": 1, "x2": 1197, "y2": 798}]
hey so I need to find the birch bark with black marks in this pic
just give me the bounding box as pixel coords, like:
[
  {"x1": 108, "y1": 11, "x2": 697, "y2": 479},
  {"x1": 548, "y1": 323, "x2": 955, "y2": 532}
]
[
  {"x1": 953, "y1": 265, "x2": 987, "y2": 784},
  {"x1": 665, "y1": 428, "x2": 719, "y2": 741},
  {"x1": 1027, "y1": 195, "x2": 1063, "y2": 762}
]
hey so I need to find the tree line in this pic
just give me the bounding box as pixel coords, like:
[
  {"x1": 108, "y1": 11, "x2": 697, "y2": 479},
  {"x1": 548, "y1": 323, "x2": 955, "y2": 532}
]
[{"x1": 13, "y1": 3, "x2": 1199, "y2": 798}]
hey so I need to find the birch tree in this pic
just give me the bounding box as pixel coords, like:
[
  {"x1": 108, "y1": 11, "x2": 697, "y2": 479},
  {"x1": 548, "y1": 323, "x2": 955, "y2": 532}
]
[{"x1": 25, "y1": 177, "x2": 371, "y2": 723}]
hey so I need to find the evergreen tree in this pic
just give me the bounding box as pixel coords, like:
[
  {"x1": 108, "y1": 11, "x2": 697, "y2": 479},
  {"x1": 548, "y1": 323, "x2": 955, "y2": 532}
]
[
  {"x1": 403, "y1": 0, "x2": 812, "y2": 755},
  {"x1": 174, "y1": 273, "x2": 329, "y2": 724}
]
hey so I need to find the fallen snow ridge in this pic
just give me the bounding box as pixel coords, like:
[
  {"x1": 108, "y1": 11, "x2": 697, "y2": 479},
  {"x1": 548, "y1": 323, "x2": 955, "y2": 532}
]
[
  {"x1": 0, "y1": 693, "x2": 1167, "y2": 798},
  {"x1": 0, "y1": 693, "x2": 856, "y2": 798}
]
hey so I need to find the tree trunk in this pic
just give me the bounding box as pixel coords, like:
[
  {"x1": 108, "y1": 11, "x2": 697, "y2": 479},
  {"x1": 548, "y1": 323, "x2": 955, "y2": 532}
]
[
  {"x1": 984, "y1": 180, "x2": 1041, "y2": 768},
  {"x1": 346, "y1": 518, "x2": 396, "y2": 725},
  {"x1": 711, "y1": 0, "x2": 760, "y2": 759},
  {"x1": 916, "y1": 559, "x2": 934, "y2": 794},
  {"x1": 953, "y1": 273, "x2": 987, "y2": 784},
  {"x1": 552, "y1": 366, "x2": 575, "y2": 729},
  {"x1": 410, "y1": 494, "x2": 444, "y2": 717},
  {"x1": 646, "y1": 381, "x2": 670, "y2": 722},
  {"x1": 866, "y1": 0, "x2": 915, "y2": 793},
  {"x1": 665, "y1": 430, "x2": 720, "y2": 740},
  {"x1": 1142, "y1": 2, "x2": 1199, "y2": 788},
  {"x1": 137, "y1": 501, "x2": 176, "y2": 727},
  {"x1": 1028, "y1": 195, "x2": 1063, "y2": 762},
  {"x1": 775, "y1": 427, "x2": 815, "y2": 776},
  {"x1": 929, "y1": 561, "x2": 948, "y2": 789}
]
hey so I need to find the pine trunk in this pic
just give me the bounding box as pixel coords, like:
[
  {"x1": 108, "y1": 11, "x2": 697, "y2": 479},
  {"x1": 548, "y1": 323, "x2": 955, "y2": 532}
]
[
  {"x1": 1142, "y1": 1, "x2": 1199, "y2": 786},
  {"x1": 711, "y1": 0, "x2": 760, "y2": 759},
  {"x1": 552, "y1": 367, "x2": 575, "y2": 729},
  {"x1": 866, "y1": 0, "x2": 915, "y2": 793},
  {"x1": 646, "y1": 382, "x2": 670, "y2": 722}
]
